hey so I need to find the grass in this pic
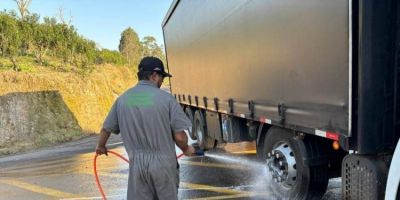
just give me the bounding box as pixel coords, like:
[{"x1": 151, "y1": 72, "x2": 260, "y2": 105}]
[{"x1": 0, "y1": 55, "x2": 97, "y2": 74}]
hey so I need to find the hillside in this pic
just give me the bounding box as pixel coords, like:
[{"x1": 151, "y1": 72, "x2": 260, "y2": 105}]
[
  {"x1": 0, "y1": 6, "x2": 167, "y2": 155},
  {"x1": 0, "y1": 65, "x2": 136, "y2": 155}
]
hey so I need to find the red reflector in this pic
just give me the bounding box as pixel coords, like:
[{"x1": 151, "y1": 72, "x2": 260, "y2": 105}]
[{"x1": 326, "y1": 132, "x2": 339, "y2": 141}]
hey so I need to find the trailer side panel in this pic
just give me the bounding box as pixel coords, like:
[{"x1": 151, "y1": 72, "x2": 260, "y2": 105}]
[{"x1": 163, "y1": 0, "x2": 350, "y2": 136}]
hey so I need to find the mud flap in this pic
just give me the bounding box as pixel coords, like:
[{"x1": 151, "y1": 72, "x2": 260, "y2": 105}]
[{"x1": 342, "y1": 154, "x2": 388, "y2": 200}]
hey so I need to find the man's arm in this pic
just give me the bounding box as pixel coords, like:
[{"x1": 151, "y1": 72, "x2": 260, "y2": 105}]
[
  {"x1": 96, "y1": 128, "x2": 111, "y2": 156},
  {"x1": 98, "y1": 100, "x2": 120, "y2": 156},
  {"x1": 174, "y1": 130, "x2": 195, "y2": 156}
]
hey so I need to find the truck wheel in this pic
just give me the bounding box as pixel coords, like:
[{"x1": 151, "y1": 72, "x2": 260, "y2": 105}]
[
  {"x1": 194, "y1": 110, "x2": 215, "y2": 150},
  {"x1": 184, "y1": 107, "x2": 196, "y2": 139},
  {"x1": 262, "y1": 127, "x2": 328, "y2": 200}
]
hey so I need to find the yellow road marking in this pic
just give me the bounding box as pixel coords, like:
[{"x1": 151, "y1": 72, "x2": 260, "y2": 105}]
[
  {"x1": 0, "y1": 157, "x2": 77, "y2": 172},
  {"x1": 231, "y1": 150, "x2": 256, "y2": 154},
  {"x1": 0, "y1": 147, "x2": 127, "y2": 173},
  {"x1": 60, "y1": 194, "x2": 125, "y2": 200},
  {"x1": 82, "y1": 171, "x2": 271, "y2": 199},
  {"x1": 81, "y1": 170, "x2": 270, "y2": 200},
  {"x1": 180, "y1": 182, "x2": 247, "y2": 195},
  {"x1": 85, "y1": 171, "x2": 248, "y2": 196},
  {"x1": 1, "y1": 161, "x2": 127, "y2": 178},
  {"x1": 188, "y1": 193, "x2": 255, "y2": 200},
  {"x1": 1, "y1": 156, "x2": 128, "y2": 176},
  {"x1": 179, "y1": 161, "x2": 246, "y2": 170},
  {"x1": 87, "y1": 171, "x2": 127, "y2": 179},
  {"x1": 0, "y1": 179, "x2": 79, "y2": 198}
]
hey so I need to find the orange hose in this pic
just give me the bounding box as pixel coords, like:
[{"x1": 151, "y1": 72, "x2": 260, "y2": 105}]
[
  {"x1": 94, "y1": 150, "x2": 184, "y2": 200},
  {"x1": 176, "y1": 153, "x2": 184, "y2": 159}
]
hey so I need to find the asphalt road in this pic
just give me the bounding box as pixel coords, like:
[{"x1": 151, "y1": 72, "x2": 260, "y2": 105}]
[{"x1": 0, "y1": 134, "x2": 341, "y2": 200}]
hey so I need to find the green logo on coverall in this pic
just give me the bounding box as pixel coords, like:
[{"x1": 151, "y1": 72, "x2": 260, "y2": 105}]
[{"x1": 126, "y1": 92, "x2": 155, "y2": 107}]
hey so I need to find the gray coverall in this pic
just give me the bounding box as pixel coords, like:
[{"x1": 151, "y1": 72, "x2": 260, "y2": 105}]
[{"x1": 103, "y1": 80, "x2": 192, "y2": 200}]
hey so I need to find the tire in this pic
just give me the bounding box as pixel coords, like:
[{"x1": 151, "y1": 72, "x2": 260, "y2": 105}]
[
  {"x1": 256, "y1": 123, "x2": 270, "y2": 159},
  {"x1": 193, "y1": 110, "x2": 215, "y2": 150},
  {"x1": 261, "y1": 127, "x2": 328, "y2": 200},
  {"x1": 184, "y1": 107, "x2": 196, "y2": 139}
]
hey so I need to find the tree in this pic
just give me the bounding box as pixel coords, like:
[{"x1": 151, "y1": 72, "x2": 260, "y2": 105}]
[
  {"x1": 33, "y1": 17, "x2": 55, "y2": 64},
  {"x1": 118, "y1": 27, "x2": 142, "y2": 67},
  {"x1": 141, "y1": 36, "x2": 164, "y2": 59},
  {"x1": 18, "y1": 12, "x2": 39, "y2": 55},
  {"x1": 57, "y1": 6, "x2": 72, "y2": 25},
  {"x1": 0, "y1": 9, "x2": 138, "y2": 73},
  {"x1": 13, "y1": 0, "x2": 34, "y2": 55},
  {"x1": 13, "y1": 0, "x2": 32, "y2": 21},
  {"x1": 0, "y1": 12, "x2": 21, "y2": 70}
]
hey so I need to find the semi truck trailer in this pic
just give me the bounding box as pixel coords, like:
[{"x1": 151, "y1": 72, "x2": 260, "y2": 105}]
[{"x1": 162, "y1": 0, "x2": 400, "y2": 199}]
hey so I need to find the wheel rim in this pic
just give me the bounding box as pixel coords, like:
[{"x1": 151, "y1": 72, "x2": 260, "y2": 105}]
[
  {"x1": 266, "y1": 142, "x2": 297, "y2": 189},
  {"x1": 185, "y1": 110, "x2": 195, "y2": 139},
  {"x1": 196, "y1": 119, "x2": 204, "y2": 145}
]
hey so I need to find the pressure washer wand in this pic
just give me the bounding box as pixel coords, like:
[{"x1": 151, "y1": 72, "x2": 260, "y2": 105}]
[{"x1": 192, "y1": 143, "x2": 205, "y2": 156}]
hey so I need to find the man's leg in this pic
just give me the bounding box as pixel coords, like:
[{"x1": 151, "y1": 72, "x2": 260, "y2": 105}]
[
  {"x1": 127, "y1": 162, "x2": 155, "y2": 200},
  {"x1": 150, "y1": 161, "x2": 179, "y2": 200}
]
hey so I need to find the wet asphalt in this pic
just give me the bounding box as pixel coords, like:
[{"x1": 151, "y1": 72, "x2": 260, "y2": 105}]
[{"x1": 0, "y1": 134, "x2": 341, "y2": 200}]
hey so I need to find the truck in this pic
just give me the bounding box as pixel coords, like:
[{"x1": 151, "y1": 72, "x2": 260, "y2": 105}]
[{"x1": 162, "y1": 0, "x2": 400, "y2": 199}]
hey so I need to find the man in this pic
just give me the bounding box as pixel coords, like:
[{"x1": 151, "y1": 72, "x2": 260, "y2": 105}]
[{"x1": 96, "y1": 56, "x2": 195, "y2": 200}]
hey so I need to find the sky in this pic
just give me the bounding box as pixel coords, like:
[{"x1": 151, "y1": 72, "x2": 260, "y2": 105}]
[{"x1": 0, "y1": 0, "x2": 173, "y2": 50}]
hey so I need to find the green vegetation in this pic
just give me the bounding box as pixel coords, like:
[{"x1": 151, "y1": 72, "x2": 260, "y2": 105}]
[
  {"x1": 141, "y1": 36, "x2": 164, "y2": 60},
  {"x1": 97, "y1": 49, "x2": 127, "y2": 66},
  {"x1": 0, "y1": 0, "x2": 166, "y2": 74},
  {"x1": 119, "y1": 27, "x2": 142, "y2": 67},
  {"x1": 0, "y1": 0, "x2": 167, "y2": 154}
]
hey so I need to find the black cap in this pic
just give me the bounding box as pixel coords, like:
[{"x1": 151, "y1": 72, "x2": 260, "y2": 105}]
[{"x1": 138, "y1": 56, "x2": 172, "y2": 77}]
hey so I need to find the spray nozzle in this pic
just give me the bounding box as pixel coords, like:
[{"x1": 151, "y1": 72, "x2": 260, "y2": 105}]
[{"x1": 192, "y1": 143, "x2": 205, "y2": 156}]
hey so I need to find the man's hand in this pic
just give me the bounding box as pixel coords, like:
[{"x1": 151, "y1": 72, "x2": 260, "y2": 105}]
[
  {"x1": 96, "y1": 145, "x2": 108, "y2": 156},
  {"x1": 183, "y1": 145, "x2": 195, "y2": 156},
  {"x1": 96, "y1": 128, "x2": 111, "y2": 156}
]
